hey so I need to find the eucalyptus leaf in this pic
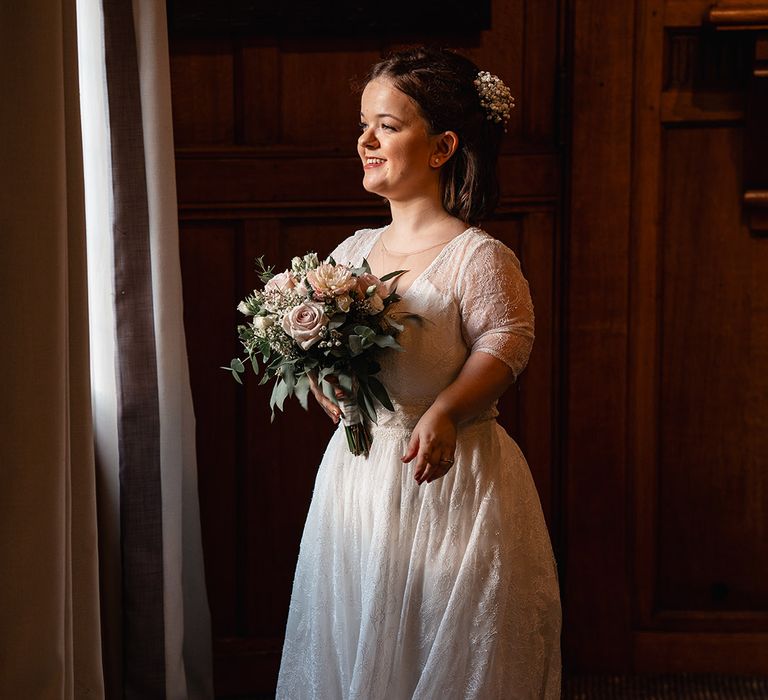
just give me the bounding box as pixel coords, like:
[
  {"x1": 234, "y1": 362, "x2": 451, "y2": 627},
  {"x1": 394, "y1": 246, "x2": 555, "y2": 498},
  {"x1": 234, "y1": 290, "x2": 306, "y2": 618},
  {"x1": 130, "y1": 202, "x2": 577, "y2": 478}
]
[
  {"x1": 272, "y1": 378, "x2": 289, "y2": 412},
  {"x1": 321, "y1": 379, "x2": 339, "y2": 405},
  {"x1": 357, "y1": 387, "x2": 377, "y2": 424},
  {"x1": 348, "y1": 335, "x2": 363, "y2": 355},
  {"x1": 295, "y1": 375, "x2": 310, "y2": 410},
  {"x1": 231, "y1": 358, "x2": 245, "y2": 373},
  {"x1": 231, "y1": 369, "x2": 243, "y2": 385},
  {"x1": 379, "y1": 269, "x2": 407, "y2": 282},
  {"x1": 372, "y1": 334, "x2": 400, "y2": 349},
  {"x1": 337, "y1": 372, "x2": 353, "y2": 393},
  {"x1": 354, "y1": 325, "x2": 375, "y2": 339},
  {"x1": 367, "y1": 375, "x2": 394, "y2": 410},
  {"x1": 283, "y1": 364, "x2": 296, "y2": 394},
  {"x1": 250, "y1": 355, "x2": 259, "y2": 374}
]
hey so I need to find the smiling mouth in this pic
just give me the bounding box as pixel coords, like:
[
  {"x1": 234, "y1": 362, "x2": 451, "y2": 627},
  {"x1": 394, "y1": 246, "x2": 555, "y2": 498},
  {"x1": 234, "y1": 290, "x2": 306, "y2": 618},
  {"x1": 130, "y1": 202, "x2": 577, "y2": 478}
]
[{"x1": 364, "y1": 157, "x2": 386, "y2": 169}]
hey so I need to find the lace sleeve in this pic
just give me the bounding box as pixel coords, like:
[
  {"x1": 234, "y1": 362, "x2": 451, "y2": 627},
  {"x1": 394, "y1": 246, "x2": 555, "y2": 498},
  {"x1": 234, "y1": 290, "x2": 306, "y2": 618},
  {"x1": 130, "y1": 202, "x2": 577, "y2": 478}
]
[{"x1": 457, "y1": 237, "x2": 535, "y2": 380}]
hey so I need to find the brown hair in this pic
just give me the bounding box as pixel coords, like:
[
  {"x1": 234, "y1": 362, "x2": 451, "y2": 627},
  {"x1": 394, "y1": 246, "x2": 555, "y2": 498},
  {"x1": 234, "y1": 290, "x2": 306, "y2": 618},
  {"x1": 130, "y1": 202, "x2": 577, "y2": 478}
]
[{"x1": 364, "y1": 47, "x2": 504, "y2": 226}]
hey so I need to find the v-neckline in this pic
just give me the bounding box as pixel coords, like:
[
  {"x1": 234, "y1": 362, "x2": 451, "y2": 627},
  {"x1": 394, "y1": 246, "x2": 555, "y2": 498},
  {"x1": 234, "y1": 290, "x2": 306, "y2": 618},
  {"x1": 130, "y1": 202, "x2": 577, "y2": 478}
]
[{"x1": 365, "y1": 225, "x2": 474, "y2": 300}]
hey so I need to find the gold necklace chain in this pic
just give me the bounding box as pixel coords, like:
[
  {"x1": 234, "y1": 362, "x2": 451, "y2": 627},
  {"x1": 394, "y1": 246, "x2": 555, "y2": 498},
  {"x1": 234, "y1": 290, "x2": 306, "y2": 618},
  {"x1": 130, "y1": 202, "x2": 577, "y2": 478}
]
[{"x1": 379, "y1": 234, "x2": 455, "y2": 258}]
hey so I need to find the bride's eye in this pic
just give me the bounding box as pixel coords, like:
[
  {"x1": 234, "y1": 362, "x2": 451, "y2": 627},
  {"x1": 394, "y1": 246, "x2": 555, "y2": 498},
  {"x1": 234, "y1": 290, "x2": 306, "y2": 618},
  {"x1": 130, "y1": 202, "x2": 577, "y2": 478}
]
[
  {"x1": 358, "y1": 121, "x2": 368, "y2": 132},
  {"x1": 381, "y1": 123, "x2": 397, "y2": 132}
]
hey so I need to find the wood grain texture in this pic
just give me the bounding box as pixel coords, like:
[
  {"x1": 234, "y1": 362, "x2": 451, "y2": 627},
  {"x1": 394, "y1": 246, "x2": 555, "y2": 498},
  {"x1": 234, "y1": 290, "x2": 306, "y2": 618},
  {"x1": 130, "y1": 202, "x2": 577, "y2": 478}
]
[
  {"x1": 564, "y1": 0, "x2": 635, "y2": 671},
  {"x1": 657, "y1": 126, "x2": 768, "y2": 613}
]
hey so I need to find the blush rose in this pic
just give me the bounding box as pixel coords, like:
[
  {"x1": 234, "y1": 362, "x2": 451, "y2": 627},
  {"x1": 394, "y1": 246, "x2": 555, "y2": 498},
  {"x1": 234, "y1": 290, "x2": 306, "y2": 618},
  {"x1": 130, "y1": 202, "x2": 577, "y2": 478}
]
[{"x1": 281, "y1": 301, "x2": 328, "y2": 350}]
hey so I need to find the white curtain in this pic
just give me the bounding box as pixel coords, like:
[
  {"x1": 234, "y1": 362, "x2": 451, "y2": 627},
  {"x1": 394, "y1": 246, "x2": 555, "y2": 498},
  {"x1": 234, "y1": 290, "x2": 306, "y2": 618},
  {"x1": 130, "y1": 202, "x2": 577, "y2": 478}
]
[{"x1": 1, "y1": 0, "x2": 213, "y2": 697}]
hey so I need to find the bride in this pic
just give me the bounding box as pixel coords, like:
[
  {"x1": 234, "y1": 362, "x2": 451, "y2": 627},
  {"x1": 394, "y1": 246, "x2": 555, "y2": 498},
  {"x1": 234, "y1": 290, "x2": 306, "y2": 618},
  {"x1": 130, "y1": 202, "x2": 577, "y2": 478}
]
[{"x1": 276, "y1": 47, "x2": 561, "y2": 699}]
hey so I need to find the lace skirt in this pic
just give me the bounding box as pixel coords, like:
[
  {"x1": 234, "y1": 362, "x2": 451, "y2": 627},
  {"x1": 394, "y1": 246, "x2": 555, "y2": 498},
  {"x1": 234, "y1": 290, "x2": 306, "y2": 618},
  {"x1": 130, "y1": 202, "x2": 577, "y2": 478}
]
[{"x1": 276, "y1": 418, "x2": 561, "y2": 700}]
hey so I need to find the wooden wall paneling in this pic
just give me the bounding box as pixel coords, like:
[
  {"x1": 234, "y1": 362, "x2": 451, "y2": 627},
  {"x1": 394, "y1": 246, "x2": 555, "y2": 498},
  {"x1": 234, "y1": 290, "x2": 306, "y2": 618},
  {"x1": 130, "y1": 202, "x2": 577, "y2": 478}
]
[
  {"x1": 565, "y1": 0, "x2": 635, "y2": 671},
  {"x1": 519, "y1": 209, "x2": 558, "y2": 528},
  {"x1": 630, "y1": 0, "x2": 768, "y2": 673},
  {"x1": 280, "y1": 43, "x2": 382, "y2": 146},
  {"x1": 658, "y1": 125, "x2": 768, "y2": 614},
  {"x1": 522, "y1": 0, "x2": 560, "y2": 142},
  {"x1": 179, "y1": 221, "x2": 241, "y2": 637},
  {"x1": 170, "y1": 38, "x2": 235, "y2": 145},
  {"x1": 631, "y1": 0, "x2": 665, "y2": 634},
  {"x1": 240, "y1": 41, "x2": 280, "y2": 145}
]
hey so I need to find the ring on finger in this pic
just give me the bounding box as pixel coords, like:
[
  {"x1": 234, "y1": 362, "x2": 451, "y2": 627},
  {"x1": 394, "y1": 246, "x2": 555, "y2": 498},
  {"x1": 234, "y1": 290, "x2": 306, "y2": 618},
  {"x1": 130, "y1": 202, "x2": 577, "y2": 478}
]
[{"x1": 438, "y1": 457, "x2": 455, "y2": 465}]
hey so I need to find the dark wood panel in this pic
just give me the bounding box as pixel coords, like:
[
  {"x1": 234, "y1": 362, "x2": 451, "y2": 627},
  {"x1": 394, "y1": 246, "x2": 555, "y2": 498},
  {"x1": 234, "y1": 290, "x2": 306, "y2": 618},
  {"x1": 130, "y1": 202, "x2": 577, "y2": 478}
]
[
  {"x1": 280, "y1": 45, "x2": 381, "y2": 145},
  {"x1": 657, "y1": 125, "x2": 768, "y2": 613},
  {"x1": 634, "y1": 631, "x2": 768, "y2": 673},
  {"x1": 170, "y1": 38, "x2": 235, "y2": 145},
  {"x1": 519, "y1": 210, "x2": 558, "y2": 530},
  {"x1": 179, "y1": 221, "x2": 240, "y2": 637},
  {"x1": 564, "y1": 0, "x2": 635, "y2": 671},
  {"x1": 622, "y1": 0, "x2": 768, "y2": 673}
]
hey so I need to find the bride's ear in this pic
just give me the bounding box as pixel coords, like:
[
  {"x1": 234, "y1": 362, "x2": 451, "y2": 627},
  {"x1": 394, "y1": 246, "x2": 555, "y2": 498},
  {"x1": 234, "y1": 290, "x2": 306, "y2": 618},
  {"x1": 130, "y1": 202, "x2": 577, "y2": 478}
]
[{"x1": 430, "y1": 131, "x2": 459, "y2": 168}]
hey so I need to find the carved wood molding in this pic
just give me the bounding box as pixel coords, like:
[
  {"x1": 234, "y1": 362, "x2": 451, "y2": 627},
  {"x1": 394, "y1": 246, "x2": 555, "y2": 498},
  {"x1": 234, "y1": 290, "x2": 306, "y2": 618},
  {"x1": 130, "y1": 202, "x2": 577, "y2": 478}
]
[
  {"x1": 708, "y1": 5, "x2": 768, "y2": 233},
  {"x1": 708, "y1": 4, "x2": 768, "y2": 30}
]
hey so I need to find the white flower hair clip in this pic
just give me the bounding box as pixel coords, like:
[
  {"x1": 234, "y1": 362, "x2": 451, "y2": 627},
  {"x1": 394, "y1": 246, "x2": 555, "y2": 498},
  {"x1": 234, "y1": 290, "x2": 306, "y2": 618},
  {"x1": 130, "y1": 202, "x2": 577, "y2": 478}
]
[{"x1": 474, "y1": 71, "x2": 515, "y2": 130}]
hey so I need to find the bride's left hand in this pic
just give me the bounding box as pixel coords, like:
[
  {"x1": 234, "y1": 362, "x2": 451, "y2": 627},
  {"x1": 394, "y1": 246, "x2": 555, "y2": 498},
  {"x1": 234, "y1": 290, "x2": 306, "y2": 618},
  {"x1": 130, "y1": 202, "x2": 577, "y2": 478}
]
[{"x1": 401, "y1": 406, "x2": 457, "y2": 485}]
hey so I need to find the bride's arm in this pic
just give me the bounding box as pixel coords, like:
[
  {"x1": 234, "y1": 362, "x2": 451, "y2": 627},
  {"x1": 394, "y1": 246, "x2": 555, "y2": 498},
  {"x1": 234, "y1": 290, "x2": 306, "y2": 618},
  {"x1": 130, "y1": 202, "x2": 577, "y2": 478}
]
[
  {"x1": 401, "y1": 353, "x2": 515, "y2": 484},
  {"x1": 403, "y1": 236, "x2": 534, "y2": 484}
]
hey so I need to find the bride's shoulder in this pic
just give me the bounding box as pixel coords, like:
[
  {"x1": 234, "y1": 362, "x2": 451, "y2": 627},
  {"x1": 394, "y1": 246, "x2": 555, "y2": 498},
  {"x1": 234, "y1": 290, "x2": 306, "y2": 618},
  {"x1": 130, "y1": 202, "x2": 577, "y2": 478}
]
[
  {"x1": 456, "y1": 226, "x2": 519, "y2": 263},
  {"x1": 328, "y1": 225, "x2": 385, "y2": 263}
]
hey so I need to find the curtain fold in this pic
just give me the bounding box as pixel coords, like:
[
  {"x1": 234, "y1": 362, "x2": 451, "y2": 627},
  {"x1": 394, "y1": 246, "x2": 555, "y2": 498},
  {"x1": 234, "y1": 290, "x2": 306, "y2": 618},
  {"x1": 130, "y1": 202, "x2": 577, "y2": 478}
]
[
  {"x1": 0, "y1": 0, "x2": 105, "y2": 697},
  {"x1": 1, "y1": 0, "x2": 213, "y2": 697},
  {"x1": 79, "y1": 0, "x2": 213, "y2": 697}
]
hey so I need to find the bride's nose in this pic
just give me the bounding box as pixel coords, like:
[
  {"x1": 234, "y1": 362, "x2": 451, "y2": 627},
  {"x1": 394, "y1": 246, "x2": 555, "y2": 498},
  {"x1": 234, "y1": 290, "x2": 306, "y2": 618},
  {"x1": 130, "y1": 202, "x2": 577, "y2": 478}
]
[{"x1": 358, "y1": 127, "x2": 379, "y2": 149}]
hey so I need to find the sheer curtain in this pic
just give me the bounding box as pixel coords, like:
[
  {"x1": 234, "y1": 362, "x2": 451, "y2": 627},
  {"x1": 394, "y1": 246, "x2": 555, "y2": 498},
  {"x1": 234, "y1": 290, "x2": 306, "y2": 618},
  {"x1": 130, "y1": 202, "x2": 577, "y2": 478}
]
[
  {"x1": 0, "y1": 0, "x2": 212, "y2": 697},
  {"x1": 0, "y1": 1, "x2": 104, "y2": 697}
]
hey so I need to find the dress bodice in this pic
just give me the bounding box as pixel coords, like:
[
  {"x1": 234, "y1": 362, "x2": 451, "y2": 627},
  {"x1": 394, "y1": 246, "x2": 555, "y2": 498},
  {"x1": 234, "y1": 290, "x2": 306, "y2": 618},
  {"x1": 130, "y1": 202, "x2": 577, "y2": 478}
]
[{"x1": 330, "y1": 226, "x2": 535, "y2": 431}]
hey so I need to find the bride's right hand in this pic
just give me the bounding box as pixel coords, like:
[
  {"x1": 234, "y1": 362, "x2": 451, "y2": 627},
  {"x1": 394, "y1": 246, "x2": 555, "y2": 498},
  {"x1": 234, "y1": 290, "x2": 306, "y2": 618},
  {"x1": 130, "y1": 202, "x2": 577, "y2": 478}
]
[{"x1": 308, "y1": 371, "x2": 346, "y2": 424}]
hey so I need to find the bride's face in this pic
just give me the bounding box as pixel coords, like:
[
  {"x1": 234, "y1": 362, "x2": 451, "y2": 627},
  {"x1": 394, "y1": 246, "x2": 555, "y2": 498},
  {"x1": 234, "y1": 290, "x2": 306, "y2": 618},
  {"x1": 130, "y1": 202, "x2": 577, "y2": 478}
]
[{"x1": 357, "y1": 78, "x2": 440, "y2": 201}]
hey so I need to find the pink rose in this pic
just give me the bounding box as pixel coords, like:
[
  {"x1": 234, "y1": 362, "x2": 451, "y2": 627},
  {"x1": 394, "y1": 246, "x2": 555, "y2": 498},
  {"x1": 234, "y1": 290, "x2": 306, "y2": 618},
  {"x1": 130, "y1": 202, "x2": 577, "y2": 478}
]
[
  {"x1": 356, "y1": 272, "x2": 386, "y2": 298},
  {"x1": 281, "y1": 301, "x2": 328, "y2": 350},
  {"x1": 306, "y1": 263, "x2": 356, "y2": 297},
  {"x1": 264, "y1": 271, "x2": 297, "y2": 293}
]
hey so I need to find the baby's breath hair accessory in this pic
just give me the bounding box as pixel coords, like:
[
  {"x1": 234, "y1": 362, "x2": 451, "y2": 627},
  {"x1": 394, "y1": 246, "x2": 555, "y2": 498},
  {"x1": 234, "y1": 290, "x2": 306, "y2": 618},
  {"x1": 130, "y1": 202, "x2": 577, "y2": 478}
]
[{"x1": 474, "y1": 70, "x2": 515, "y2": 130}]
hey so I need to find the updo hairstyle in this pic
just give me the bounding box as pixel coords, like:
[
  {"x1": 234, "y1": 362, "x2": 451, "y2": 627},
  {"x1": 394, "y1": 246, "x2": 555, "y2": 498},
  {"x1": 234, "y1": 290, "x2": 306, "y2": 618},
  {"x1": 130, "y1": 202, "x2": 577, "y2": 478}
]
[{"x1": 364, "y1": 47, "x2": 505, "y2": 226}]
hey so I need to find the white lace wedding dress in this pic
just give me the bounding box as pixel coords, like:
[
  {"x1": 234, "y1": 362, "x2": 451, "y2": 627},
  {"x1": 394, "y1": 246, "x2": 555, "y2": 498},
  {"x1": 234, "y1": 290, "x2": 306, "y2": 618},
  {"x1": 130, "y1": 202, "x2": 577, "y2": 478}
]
[{"x1": 276, "y1": 226, "x2": 561, "y2": 699}]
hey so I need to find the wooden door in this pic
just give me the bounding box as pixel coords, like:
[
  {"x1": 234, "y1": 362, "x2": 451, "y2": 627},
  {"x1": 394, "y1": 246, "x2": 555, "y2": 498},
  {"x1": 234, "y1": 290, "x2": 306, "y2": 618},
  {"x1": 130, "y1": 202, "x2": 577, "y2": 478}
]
[
  {"x1": 566, "y1": 0, "x2": 768, "y2": 672},
  {"x1": 170, "y1": 2, "x2": 565, "y2": 695}
]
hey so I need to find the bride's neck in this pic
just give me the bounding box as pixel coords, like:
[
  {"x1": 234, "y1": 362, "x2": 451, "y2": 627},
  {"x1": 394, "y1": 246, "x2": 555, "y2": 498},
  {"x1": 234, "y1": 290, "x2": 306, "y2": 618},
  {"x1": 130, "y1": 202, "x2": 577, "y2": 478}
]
[{"x1": 387, "y1": 196, "x2": 462, "y2": 243}]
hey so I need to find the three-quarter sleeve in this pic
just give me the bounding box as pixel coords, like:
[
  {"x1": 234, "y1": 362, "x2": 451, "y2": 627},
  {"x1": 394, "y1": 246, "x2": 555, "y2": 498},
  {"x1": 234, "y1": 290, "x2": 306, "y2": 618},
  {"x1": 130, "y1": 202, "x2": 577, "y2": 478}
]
[{"x1": 458, "y1": 237, "x2": 535, "y2": 380}]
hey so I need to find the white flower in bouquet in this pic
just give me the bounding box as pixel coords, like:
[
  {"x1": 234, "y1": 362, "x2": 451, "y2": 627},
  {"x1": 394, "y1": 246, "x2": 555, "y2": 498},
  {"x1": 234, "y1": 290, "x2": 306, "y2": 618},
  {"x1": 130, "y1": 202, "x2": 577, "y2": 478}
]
[
  {"x1": 291, "y1": 252, "x2": 320, "y2": 276},
  {"x1": 253, "y1": 315, "x2": 275, "y2": 331},
  {"x1": 281, "y1": 300, "x2": 328, "y2": 350}
]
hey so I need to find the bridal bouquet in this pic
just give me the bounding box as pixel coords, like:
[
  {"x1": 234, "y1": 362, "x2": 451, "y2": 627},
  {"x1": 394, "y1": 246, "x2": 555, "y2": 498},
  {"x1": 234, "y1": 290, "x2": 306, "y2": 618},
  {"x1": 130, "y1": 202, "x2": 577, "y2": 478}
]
[{"x1": 224, "y1": 252, "x2": 406, "y2": 455}]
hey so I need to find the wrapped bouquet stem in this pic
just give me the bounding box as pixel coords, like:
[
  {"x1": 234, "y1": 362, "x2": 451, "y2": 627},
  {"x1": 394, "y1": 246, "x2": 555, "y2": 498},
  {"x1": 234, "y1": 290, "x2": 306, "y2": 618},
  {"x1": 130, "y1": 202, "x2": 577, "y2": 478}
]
[{"x1": 223, "y1": 252, "x2": 407, "y2": 456}]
